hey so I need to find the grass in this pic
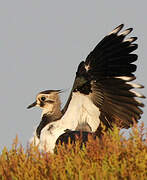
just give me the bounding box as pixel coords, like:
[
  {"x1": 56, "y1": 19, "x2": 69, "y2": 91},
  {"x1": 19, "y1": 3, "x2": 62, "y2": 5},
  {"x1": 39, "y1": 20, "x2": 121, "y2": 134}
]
[{"x1": 0, "y1": 123, "x2": 147, "y2": 180}]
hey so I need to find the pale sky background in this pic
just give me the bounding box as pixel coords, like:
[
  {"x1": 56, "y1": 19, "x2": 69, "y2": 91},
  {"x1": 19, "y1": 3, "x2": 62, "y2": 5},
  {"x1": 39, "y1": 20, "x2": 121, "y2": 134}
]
[{"x1": 0, "y1": 1, "x2": 146, "y2": 151}]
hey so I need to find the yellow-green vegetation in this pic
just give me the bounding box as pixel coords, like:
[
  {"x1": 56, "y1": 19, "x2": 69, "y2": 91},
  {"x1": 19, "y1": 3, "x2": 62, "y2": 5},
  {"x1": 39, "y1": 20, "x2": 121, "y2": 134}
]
[{"x1": 0, "y1": 124, "x2": 147, "y2": 180}]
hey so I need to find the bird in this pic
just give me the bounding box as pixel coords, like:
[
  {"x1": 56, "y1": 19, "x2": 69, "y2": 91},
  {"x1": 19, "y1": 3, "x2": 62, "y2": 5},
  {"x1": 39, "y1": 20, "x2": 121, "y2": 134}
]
[{"x1": 27, "y1": 24, "x2": 145, "y2": 153}]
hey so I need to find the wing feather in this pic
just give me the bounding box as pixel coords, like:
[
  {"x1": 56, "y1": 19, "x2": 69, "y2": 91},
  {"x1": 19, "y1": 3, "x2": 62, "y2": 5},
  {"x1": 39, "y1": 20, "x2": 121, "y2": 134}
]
[{"x1": 63, "y1": 24, "x2": 145, "y2": 130}]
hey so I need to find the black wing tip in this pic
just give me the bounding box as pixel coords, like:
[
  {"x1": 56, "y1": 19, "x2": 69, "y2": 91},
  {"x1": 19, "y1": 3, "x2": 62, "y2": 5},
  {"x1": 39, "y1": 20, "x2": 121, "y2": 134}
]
[
  {"x1": 129, "y1": 43, "x2": 138, "y2": 50},
  {"x1": 108, "y1": 24, "x2": 135, "y2": 37},
  {"x1": 132, "y1": 37, "x2": 138, "y2": 41},
  {"x1": 115, "y1": 24, "x2": 124, "y2": 30},
  {"x1": 108, "y1": 24, "x2": 124, "y2": 35},
  {"x1": 126, "y1": 27, "x2": 133, "y2": 33},
  {"x1": 124, "y1": 37, "x2": 138, "y2": 43}
]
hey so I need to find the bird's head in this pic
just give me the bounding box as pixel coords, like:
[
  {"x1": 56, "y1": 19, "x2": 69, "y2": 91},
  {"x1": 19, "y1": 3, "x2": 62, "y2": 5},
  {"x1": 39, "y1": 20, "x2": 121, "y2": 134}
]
[{"x1": 27, "y1": 90, "x2": 62, "y2": 116}]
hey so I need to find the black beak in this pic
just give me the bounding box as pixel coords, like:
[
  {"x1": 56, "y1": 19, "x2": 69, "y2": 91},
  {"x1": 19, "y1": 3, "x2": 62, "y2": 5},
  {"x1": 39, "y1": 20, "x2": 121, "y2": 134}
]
[{"x1": 27, "y1": 101, "x2": 37, "y2": 109}]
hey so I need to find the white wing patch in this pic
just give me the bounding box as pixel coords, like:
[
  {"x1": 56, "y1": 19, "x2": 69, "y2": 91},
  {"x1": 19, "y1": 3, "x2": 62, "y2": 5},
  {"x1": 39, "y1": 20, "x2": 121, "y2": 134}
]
[
  {"x1": 60, "y1": 92, "x2": 100, "y2": 131},
  {"x1": 126, "y1": 82, "x2": 143, "y2": 88},
  {"x1": 129, "y1": 90, "x2": 145, "y2": 98},
  {"x1": 108, "y1": 24, "x2": 123, "y2": 35},
  {"x1": 119, "y1": 28, "x2": 132, "y2": 36},
  {"x1": 124, "y1": 37, "x2": 137, "y2": 43},
  {"x1": 85, "y1": 64, "x2": 90, "y2": 71},
  {"x1": 115, "y1": 76, "x2": 135, "y2": 81}
]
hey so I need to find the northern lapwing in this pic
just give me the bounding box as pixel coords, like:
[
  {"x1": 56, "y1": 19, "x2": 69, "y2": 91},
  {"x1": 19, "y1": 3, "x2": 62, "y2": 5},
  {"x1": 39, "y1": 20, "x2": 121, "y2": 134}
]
[{"x1": 27, "y1": 24, "x2": 145, "y2": 153}]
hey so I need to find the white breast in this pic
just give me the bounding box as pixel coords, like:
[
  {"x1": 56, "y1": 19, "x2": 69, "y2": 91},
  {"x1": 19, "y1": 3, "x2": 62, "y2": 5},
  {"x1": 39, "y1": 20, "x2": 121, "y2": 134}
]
[
  {"x1": 39, "y1": 124, "x2": 65, "y2": 153},
  {"x1": 60, "y1": 92, "x2": 100, "y2": 131}
]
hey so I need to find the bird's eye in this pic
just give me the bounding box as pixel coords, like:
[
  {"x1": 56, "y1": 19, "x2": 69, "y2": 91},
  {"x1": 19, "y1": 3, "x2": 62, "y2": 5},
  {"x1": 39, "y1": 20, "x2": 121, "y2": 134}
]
[{"x1": 41, "y1": 96, "x2": 46, "y2": 101}]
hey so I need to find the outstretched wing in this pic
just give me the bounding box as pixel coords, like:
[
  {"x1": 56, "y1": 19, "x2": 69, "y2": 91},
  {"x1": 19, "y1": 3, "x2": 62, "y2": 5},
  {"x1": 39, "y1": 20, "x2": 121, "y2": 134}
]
[{"x1": 62, "y1": 24, "x2": 145, "y2": 131}]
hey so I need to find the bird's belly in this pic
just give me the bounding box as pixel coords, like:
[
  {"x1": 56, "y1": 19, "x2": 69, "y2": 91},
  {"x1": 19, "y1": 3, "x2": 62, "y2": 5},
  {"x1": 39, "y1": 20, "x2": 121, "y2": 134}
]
[{"x1": 39, "y1": 124, "x2": 65, "y2": 153}]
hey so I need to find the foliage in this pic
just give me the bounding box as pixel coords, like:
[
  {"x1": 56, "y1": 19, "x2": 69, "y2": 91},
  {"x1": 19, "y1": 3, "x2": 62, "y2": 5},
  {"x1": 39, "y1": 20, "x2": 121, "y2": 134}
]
[{"x1": 0, "y1": 123, "x2": 147, "y2": 180}]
